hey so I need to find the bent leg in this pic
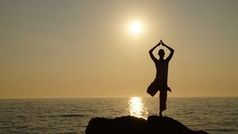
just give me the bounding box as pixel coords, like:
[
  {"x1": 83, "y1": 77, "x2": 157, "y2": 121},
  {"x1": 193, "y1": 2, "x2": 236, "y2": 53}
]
[{"x1": 147, "y1": 81, "x2": 159, "y2": 97}]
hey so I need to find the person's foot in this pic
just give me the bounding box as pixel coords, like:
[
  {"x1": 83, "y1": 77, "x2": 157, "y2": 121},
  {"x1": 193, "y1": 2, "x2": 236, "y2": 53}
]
[{"x1": 159, "y1": 111, "x2": 162, "y2": 116}]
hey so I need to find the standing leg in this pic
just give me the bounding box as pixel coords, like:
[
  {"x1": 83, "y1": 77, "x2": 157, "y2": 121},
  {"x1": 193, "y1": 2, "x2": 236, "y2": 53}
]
[{"x1": 159, "y1": 90, "x2": 167, "y2": 116}]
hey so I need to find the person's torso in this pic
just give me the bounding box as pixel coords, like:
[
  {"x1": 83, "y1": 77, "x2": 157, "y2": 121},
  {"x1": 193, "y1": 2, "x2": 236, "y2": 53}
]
[{"x1": 155, "y1": 59, "x2": 169, "y2": 85}]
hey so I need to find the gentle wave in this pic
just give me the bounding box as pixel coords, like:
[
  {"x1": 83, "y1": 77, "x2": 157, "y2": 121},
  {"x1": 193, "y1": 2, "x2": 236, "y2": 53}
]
[{"x1": 61, "y1": 114, "x2": 85, "y2": 117}]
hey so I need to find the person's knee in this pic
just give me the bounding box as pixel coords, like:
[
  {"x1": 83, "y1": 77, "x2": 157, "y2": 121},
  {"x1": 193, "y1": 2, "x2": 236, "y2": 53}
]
[{"x1": 160, "y1": 90, "x2": 167, "y2": 95}]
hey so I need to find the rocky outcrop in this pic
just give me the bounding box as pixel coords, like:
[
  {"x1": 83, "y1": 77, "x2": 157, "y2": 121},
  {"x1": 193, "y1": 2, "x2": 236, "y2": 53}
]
[{"x1": 86, "y1": 115, "x2": 208, "y2": 134}]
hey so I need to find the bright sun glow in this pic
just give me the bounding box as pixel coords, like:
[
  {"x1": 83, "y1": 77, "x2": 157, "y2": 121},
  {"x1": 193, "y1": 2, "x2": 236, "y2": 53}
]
[{"x1": 129, "y1": 20, "x2": 142, "y2": 35}]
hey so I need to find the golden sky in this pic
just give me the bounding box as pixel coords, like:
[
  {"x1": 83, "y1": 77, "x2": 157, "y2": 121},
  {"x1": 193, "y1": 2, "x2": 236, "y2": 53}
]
[{"x1": 0, "y1": 0, "x2": 237, "y2": 98}]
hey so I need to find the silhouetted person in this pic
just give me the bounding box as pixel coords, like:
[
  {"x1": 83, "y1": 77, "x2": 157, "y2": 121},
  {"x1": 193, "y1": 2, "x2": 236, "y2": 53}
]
[{"x1": 147, "y1": 40, "x2": 174, "y2": 116}]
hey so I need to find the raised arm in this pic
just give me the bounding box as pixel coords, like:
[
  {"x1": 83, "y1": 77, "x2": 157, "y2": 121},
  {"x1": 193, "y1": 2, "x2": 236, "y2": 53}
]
[
  {"x1": 149, "y1": 43, "x2": 160, "y2": 62},
  {"x1": 161, "y1": 41, "x2": 174, "y2": 61}
]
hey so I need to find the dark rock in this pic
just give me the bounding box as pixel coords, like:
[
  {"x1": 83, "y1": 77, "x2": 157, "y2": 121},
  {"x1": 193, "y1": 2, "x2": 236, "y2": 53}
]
[{"x1": 85, "y1": 115, "x2": 208, "y2": 134}]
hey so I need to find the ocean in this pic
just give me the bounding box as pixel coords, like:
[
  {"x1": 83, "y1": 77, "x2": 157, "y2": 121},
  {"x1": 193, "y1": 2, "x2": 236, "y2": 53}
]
[{"x1": 0, "y1": 97, "x2": 237, "y2": 134}]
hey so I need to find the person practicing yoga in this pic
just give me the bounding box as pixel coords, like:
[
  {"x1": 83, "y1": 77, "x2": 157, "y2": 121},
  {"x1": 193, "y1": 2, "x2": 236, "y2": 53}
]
[{"x1": 147, "y1": 40, "x2": 174, "y2": 116}]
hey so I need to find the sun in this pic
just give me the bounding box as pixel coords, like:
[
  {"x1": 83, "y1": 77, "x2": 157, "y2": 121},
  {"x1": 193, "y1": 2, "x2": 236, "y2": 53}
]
[{"x1": 129, "y1": 20, "x2": 142, "y2": 35}]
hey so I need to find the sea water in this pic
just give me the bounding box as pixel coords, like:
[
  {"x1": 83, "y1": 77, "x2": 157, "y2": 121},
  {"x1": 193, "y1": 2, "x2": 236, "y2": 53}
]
[{"x1": 0, "y1": 97, "x2": 237, "y2": 134}]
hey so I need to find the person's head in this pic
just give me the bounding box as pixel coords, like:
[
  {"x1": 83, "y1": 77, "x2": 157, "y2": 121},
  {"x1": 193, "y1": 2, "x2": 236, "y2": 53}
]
[{"x1": 158, "y1": 49, "x2": 165, "y2": 59}]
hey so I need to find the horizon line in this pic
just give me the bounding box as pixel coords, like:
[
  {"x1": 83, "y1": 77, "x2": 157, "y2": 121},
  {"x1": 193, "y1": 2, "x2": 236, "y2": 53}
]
[{"x1": 0, "y1": 96, "x2": 238, "y2": 99}]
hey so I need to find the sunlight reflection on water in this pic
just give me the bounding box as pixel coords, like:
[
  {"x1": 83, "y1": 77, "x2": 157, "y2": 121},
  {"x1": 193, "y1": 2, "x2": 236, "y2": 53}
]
[{"x1": 128, "y1": 97, "x2": 148, "y2": 118}]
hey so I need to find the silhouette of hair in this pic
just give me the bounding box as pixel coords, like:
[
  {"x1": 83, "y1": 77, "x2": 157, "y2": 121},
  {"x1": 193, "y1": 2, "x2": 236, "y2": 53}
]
[{"x1": 158, "y1": 49, "x2": 165, "y2": 58}]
